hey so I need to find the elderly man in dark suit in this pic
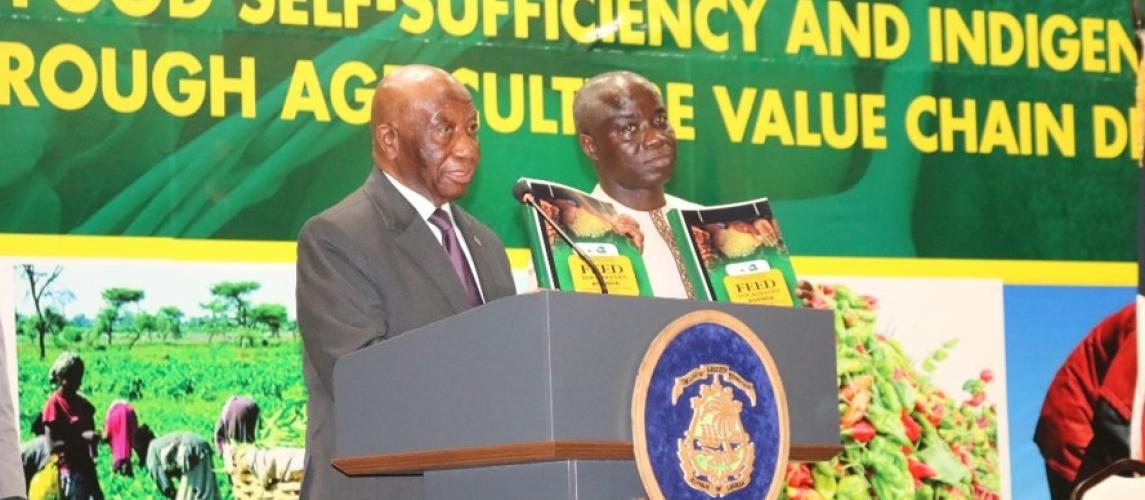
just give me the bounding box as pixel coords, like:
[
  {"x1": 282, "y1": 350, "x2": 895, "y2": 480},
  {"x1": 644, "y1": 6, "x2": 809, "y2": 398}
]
[{"x1": 296, "y1": 65, "x2": 517, "y2": 499}]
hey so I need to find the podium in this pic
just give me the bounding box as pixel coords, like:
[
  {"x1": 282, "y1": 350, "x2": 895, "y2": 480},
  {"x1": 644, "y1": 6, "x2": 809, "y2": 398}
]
[{"x1": 332, "y1": 292, "x2": 840, "y2": 499}]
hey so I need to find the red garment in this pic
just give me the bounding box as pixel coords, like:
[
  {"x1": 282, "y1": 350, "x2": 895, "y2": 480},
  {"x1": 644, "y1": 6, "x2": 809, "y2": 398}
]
[
  {"x1": 104, "y1": 400, "x2": 137, "y2": 472},
  {"x1": 1035, "y1": 304, "x2": 1137, "y2": 482},
  {"x1": 42, "y1": 390, "x2": 97, "y2": 472}
]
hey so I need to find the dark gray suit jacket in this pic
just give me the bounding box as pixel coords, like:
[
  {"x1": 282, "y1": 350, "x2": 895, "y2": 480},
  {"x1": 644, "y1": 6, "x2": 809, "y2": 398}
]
[{"x1": 296, "y1": 169, "x2": 516, "y2": 499}]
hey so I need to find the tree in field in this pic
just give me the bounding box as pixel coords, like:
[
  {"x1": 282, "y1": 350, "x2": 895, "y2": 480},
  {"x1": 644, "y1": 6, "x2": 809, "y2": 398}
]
[
  {"x1": 157, "y1": 306, "x2": 184, "y2": 340},
  {"x1": 41, "y1": 307, "x2": 66, "y2": 339},
  {"x1": 250, "y1": 303, "x2": 289, "y2": 338},
  {"x1": 16, "y1": 313, "x2": 35, "y2": 337},
  {"x1": 200, "y1": 299, "x2": 230, "y2": 344},
  {"x1": 129, "y1": 311, "x2": 158, "y2": 348},
  {"x1": 19, "y1": 265, "x2": 75, "y2": 359},
  {"x1": 97, "y1": 287, "x2": 144, "y2": 346},
  {"x1": 209, "y1": 281, "x2": 261, "y2": 327}
]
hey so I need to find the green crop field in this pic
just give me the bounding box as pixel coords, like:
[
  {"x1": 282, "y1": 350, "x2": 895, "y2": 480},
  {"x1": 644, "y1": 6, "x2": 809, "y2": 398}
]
[{"x1": 16, "y1": 336, "x2": 306, "y2": 499}]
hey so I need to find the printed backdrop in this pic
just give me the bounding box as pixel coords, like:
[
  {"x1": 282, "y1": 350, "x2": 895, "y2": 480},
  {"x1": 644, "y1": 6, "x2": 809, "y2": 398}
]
[
  {"x1": 2, "y1": 0, "x2": 1140, "y2": 498},
  {"x1": 0, "y1": 0, "x2": 1138, "y2": 259}
]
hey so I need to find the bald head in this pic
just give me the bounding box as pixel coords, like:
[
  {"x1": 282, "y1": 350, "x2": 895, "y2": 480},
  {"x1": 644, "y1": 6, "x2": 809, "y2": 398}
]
[
  {"x1": 369, "y1": 65, "x2": 481, "y2": 206},
  {"x1": 371, "y1": 65, "x2": 472, "y2": 157},
  {"x1": 573, "y1": 71, "x2": 659, "y2": 135}
]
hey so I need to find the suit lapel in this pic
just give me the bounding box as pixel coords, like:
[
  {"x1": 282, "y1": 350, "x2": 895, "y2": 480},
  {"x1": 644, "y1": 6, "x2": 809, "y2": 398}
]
[
  {"x1": 365, "y1": 170, "x2": 471, "y2": 313},
  {"x1": 394, "y1": 225, "x2": 471, "y2": 313}
]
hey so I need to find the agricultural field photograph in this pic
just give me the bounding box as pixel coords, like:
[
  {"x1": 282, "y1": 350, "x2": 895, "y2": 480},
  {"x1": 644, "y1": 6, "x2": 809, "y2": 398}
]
[{"x1": 8, "y1": 260, "x2": 305, "y2": 499}]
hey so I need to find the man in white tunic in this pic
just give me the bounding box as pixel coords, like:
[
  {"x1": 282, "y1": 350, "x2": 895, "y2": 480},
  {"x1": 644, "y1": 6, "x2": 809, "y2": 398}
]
[{"x1": 573, "y1": 71, "x2": 701, "y2": 299}]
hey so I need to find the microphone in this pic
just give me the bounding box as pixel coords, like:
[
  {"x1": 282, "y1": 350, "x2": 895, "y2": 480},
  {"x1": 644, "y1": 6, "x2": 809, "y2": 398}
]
[{"x1": 512, "y1": 180, "x2": 609, "y2": 295}]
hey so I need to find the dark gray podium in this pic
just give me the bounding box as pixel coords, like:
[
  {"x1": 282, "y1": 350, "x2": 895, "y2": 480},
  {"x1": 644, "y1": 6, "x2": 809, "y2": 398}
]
[{"x1": 332, "y1": 292, "x2": 840, "y2": 499}]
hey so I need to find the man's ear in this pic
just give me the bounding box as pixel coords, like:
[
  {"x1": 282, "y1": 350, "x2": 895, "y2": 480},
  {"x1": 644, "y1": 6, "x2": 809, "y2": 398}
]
[
  {"x1": 375, "y1": 124, "x2": 399, "y2": 160},
  {"x1": 578, "y1": 133, "x2": 598, "y2": 162}
]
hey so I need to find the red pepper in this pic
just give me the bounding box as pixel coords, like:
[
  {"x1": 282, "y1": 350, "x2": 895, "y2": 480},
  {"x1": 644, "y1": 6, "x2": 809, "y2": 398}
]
[
  {"x1": 927, "y1": 403, "x2": 944, "y2": 427},
  {"x1": 786, "y1": 464, "x2": 814, "y2": 489},
  {"x1": 901, "y1": 410, "x2": 922, "y2": 442},
  {"x1": 968, "y1": 392, "x2": 986, "y2": 407},
  {"x1": 843, "y1": 312, "x2": 860, "y2": 328},
  {"x1": 959, "y1": 451, "x2": 973, "y2": 467},
  {"x1": 851, "y1": 420, "x2": 876, "y2": 443},
  {"x1": 980, "y1": 369, "x2": 994, "y2": 383},
  {"x1": 908, "y1": 459, "x2": 937, "y2": 480},
  {"x1": 974, "y1": 483, "x2": 1000, "y2": 500}
]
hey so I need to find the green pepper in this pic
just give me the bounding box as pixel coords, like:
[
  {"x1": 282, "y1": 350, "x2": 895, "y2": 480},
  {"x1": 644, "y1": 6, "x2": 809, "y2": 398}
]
[
  {"x1": 837, "y1": 357, "x2": 868, "y2": 376},
  {"x1": 836, "y1": 474, "x2": 869, "y2": 500},
  {"x1": 868, "y1": 402, "x2": 911, "y2": 446},
  {"x1": 895, "y1": 380, "x2": 918, "y2": 412},
  {"x1": 875, "y1": 376, "x2": 904, "y2": 412},
  {"x1": 813, "y1": 461, "x2": 838, "y2": 499},
  {"x1": 870, "y1": 470, "x2": 914, "y2": 499},
  {"x1": 864, "y1": 437, "x2": 913, "y2": 498}
]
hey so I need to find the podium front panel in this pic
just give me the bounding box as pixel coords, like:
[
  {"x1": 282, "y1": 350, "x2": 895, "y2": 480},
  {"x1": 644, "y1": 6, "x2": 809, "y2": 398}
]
[{"x1": 334, "y1": 292, "x2": 839, "y2": 463}]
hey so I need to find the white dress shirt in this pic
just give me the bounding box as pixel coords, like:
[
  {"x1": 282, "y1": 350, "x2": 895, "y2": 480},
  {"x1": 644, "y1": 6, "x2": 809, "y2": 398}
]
[
  {"x1": 591, "y1": 185, "x2": 701, "y2": 299},
  {"x1": 385, "y1": 172, "x2": 485, "y2": 301}
]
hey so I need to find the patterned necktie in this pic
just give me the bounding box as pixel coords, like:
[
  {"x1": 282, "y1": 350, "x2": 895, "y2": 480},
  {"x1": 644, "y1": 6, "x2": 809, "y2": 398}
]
[
  {"x1": 648, "y1": 208, "x2": 696, "y2": 299},
  {"x1": 428, "y1": 208, "x2": 484, "y2": 307}
]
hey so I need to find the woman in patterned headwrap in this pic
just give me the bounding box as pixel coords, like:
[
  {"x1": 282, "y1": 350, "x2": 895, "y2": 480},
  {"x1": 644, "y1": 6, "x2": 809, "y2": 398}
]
[{"x1": 41, "y1": 351, "x2": 103, "y2": 499}]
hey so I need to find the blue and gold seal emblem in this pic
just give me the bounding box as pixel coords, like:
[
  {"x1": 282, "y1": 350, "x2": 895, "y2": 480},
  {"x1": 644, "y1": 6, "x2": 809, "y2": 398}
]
[{"x1": 632, "y1": 310, "x2": 789, "y2": 499}]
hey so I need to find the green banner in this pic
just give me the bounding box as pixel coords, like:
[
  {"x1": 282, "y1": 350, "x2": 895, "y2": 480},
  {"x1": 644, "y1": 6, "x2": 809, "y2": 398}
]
[{"x1": 0, "y1": 0, "x2": 1138, "y2": 260}]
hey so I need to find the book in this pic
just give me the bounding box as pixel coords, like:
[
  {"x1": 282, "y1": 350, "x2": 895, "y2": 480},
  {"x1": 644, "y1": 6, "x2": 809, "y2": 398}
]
[
  {"x1": 517, "y1": 178, "x2": 653, "y2": 296},
  {"x1": 667, "y1": 199, "x2": 801, "y2": 306}
]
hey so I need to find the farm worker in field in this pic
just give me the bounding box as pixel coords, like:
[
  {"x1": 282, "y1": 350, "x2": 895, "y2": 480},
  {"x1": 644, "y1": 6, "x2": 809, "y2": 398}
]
[
  {"x1": 214, "y1": 395, "x2": 259, "y2": 470},
  {"x1": 21, "y1": 414, "x2": 51, "y2": 491},
  {"x1": 22, "y1": 436, "x2": 52, "y2": 493},
  {"x1": 133, "y1": 426, "x2": 221, "y2": 500},
  {"x1": 295, "y1": 64, "x2": 516, "y2": 498},
  {"x1": 104, "y1": 400, "x2": 138, "y2": 476},
  {"x1": 227, "y1": 443, "x2": 305, "y2": 490},
  {"x1": 573, "y1": 71, "x2": 702, "y2": 299},
  {"x1": 42, "y1": 351, "x2": 103, "y2": 499}
]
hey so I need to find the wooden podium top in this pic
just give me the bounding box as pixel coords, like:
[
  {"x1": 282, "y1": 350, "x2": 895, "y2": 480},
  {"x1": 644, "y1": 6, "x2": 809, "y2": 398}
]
[{"x1": 333, "y1": 440, "x2": 841, "y2": 475}]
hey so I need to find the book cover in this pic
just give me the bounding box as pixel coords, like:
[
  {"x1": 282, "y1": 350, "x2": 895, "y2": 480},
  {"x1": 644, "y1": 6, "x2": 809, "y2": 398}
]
[
  {"x1": 667, "y1": 200, "x2": 800, "y2": 306},
  {"x1": 517, "y1": 178, "x2": 653, "y2": 296}
]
